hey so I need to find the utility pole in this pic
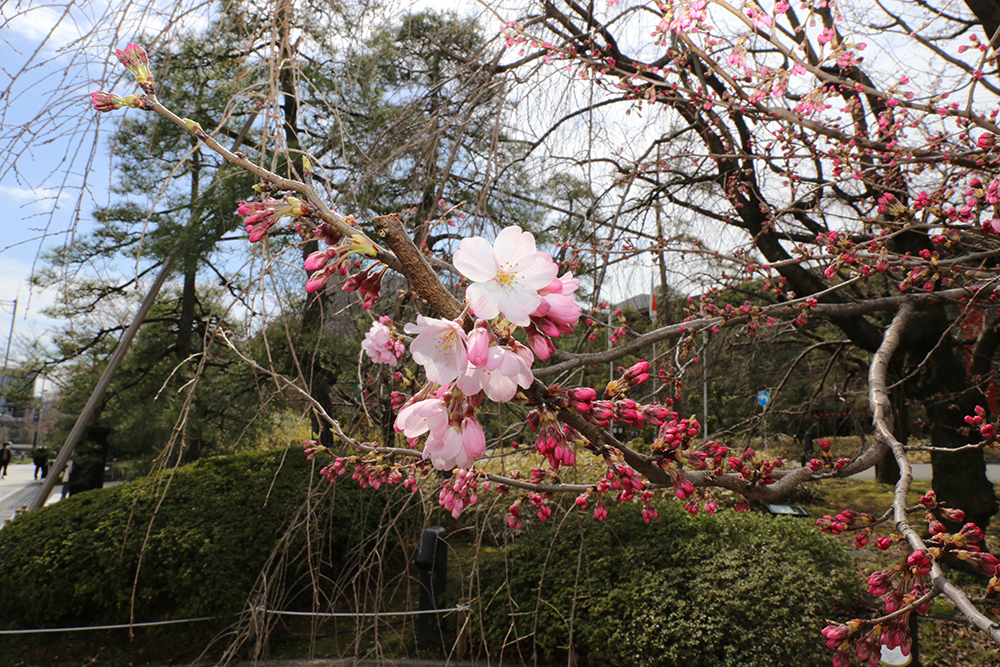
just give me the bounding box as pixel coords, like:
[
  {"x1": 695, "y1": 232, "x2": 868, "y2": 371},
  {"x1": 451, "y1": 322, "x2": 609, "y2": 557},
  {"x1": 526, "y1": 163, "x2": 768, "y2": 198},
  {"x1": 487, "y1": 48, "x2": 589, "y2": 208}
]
[{"x1": 0, "y1": 297, "x2": 17, "y2": 420}]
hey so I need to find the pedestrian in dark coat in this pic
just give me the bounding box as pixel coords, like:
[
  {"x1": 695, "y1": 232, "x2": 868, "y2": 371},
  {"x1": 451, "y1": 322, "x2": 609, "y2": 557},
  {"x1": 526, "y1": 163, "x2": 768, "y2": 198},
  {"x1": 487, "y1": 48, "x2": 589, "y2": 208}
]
[
  {"x1": 32, "y1": 445, "x2": 49, "y2": 480},
  {"x1": 0, "y1": 442, "x2": 12, "y2": 478}
]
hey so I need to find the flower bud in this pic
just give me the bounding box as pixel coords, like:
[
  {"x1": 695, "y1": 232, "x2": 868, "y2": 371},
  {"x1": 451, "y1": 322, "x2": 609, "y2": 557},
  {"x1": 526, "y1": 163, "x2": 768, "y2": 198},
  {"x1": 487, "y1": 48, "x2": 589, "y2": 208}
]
[{"x1": 115, "y1": 43, "x2": 155, "y2": 92}]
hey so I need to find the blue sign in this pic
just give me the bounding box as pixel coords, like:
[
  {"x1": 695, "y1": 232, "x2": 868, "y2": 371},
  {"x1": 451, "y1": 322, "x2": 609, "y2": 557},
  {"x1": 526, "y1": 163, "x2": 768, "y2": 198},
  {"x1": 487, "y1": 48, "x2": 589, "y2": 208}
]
[{"x1": 757, "y1": 390, "x2": 770, "y2": 407}]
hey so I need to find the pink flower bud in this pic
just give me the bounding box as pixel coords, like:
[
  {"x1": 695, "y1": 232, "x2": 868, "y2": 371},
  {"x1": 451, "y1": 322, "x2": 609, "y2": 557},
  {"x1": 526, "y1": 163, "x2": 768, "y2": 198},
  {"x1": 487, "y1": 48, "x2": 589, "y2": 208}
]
[
  {"x1": 90, "y1": 91, "x2": 128, "y2": 112},
  {"x1": 466, "y1": 323, "x2": 491, "y2": 367},
  {"x1": 114, "y1": 43, "x2": 155, "y2": 91},
  {"x1": 304, "y1": 249, "x2": 333, "y2": 272}
]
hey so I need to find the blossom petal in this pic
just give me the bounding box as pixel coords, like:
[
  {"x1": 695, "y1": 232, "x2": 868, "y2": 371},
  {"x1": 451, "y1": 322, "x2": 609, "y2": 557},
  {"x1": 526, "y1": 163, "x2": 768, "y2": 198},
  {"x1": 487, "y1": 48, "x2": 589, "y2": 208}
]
[
  {"x1": 466, "y1": 283, "x2": 501, "y2": 320},
  {"x1": 493, "y1": 288, "x2": 542, "y2": 326},
  {"x1": 493, "y1": 225, "x2": 536, "y2": 261},
  {"x1": 518, "y1": 252, "x2": 559, "y2": 290},
  {"x1": 454, "y1": 237, "x2": 498, "y2": 282}
]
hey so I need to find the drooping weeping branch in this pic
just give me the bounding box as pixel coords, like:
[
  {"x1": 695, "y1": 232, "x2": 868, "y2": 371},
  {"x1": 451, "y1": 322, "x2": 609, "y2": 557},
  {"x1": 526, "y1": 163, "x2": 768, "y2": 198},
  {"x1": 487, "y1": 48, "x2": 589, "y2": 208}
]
[{"x1": 869, "y1": 300, "x2": 1000, "y2": 643}]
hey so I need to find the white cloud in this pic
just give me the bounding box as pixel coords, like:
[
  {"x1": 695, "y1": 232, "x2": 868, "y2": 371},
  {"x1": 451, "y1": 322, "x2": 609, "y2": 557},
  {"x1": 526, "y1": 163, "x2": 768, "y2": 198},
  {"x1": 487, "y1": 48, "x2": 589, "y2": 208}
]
[
  {"x1": 0, "y1": 185, "x2": 68, "y2": 209},
  {"x1": 0, "y1": 4, "x2": 90, "y2": 47}
]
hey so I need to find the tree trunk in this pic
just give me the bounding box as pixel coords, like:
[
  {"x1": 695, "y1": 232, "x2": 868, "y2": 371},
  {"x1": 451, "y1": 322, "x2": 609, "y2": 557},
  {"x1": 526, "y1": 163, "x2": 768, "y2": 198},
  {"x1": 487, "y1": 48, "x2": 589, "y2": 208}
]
[{"x1": 923, "y1": 343, "x2": 998, "y2": 531}]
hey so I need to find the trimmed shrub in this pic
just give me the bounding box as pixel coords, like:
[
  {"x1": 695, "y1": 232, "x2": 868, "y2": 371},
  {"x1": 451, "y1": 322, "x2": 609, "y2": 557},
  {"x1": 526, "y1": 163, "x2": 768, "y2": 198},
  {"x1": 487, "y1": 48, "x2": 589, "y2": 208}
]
[
  {"x1": 0, "y1": 448, "x2": 414, "y2": 630},
  {"x1": 474, "y1": 501, "x2": 861, "y2": 667}
]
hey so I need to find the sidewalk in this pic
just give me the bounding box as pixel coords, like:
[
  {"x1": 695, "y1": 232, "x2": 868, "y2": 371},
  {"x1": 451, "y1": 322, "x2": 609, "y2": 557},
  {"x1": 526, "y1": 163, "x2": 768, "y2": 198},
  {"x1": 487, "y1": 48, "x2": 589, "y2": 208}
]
[{"x1": 0, "y1": 460, "x2": 63, "y2": 526}]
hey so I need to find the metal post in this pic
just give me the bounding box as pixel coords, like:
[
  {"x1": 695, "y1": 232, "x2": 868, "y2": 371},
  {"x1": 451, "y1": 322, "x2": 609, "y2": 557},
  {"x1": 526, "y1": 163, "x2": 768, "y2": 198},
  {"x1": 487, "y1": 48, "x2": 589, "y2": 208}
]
[
  {"x1": 415, "y1": 526, "x2": 448, "y2": 651},
  {"x1": 33, "y1": 375, "x2": 45, "y2": 446}
]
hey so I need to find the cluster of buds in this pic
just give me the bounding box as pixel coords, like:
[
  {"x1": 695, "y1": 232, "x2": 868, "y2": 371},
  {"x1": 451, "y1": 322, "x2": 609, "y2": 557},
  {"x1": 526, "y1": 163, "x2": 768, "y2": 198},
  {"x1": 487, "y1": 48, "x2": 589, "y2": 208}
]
[
  {"x1": 823, "y1": 619, "x2": 893, "y2": 667},
  {"x1": 528, "y1": 492, "x2": 553, "y2": 521},
  {"x1": 815, "y1": 509, "x2": 874, "y2": 536},
  {"x1": 876, "y1": 192, "x2": 907, "y2": 217},
  {"x1": 925, "y1": 516, "x2": 999, "y2": 574},
  {"x1": 674, "y1": 441, "x2": 724, "y2": 473},
  {"x1": 587, "y1": 398, "x2": 673, "y2": 429},
  {"x1": 683, "y1": 491, "x2": 719, "y2": 516},
  {"x1": 868, "y1": 551, "x2": 932, "y2": 609},
  {"x1": 603, "y1": 360, "x2": 651, "y2": 399},
  {"x1": 964, "y1": 405, "x2": 998, "y2": 445},
  {"x1": 90, "y1": 91, "x2": 147, "y2": 112},
  {"x1": 640, "y1": 489, "x2": 657, "y2": 523},
  {"x1": 822, "y1": 550, "x2": 937, "y2": 665},
  {"x1": 596, "y1": 458, "x2": 646, "y2": 503},
  {"x1": 725, "y1": 447, "x2": 783, "y2": 484},
  {"x1": 342, "y1": 267, "x2": 385, "y2": 309},
  {"x1": 319, "y1": 454, "x2": 406, "y2": 490},
  {"x1": 506, "y1": 501, "x2": 524, "y2": 530},
  {"x1": 115, "y1": 43, "x2": 155, "y2": 93},
  {"x1": 303, "y1": 234, "x2": 378, "y2": 293},
  {"x1": 238, "y1": 197, "x2": 311, "y2": 243},
  {"x1": 815, "y1": 509, "x2": 877, "y2": 549},
  {"x1": 527, "y1": 409, "x2": 579, "y2": 469},
  {"x1": 439, "y1": 468, "x2": 487, "y2": 519},
  {"x1": 564, "y1": 386, "x2": 597, "y2": 413},
  {"x1": 651, "y1": 415, "x2": 700, "y2": 454},
  {"x1": 574, "y1": 490, "x2": 609, "y2": 521}
]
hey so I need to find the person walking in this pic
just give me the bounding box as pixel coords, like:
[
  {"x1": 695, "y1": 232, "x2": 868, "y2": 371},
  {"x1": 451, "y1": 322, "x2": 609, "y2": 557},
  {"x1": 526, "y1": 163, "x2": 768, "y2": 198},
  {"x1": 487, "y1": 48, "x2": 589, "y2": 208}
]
[
  {"x1": 60, "y1": 459, "x2": 74, "y2": 499},
  {"x1": 0, "y1": 442, "x2": 12, "y2": 479},
  {"x1": 32, "y1": 445, "x2": 50, "y2": 480}
]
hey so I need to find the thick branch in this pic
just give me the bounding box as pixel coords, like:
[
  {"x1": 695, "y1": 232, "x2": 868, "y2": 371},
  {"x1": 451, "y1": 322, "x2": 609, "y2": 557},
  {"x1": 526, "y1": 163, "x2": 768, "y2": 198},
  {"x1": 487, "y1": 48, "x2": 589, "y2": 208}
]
[{"x1": 869, "y1": 300, "x2": 1000, "y2": 643}]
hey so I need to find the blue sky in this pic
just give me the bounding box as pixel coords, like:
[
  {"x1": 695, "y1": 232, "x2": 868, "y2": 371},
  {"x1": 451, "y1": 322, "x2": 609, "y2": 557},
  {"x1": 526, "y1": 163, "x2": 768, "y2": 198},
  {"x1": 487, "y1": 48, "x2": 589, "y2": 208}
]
[
  {"x1": 0, "y1": 1, "x2": 220, "y2": 360},
  {"x1": 0, "y1": 0, "x2": 465, "y2": 361}
]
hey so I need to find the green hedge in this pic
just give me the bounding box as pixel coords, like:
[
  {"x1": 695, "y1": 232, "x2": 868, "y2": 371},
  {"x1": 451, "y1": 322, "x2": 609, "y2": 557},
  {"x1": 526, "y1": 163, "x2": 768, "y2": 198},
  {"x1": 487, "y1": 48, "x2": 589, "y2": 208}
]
[
  {"x1": 474, "y1": 501, "x2": 860, "y2": 667},
  {"x1": 0, "y1": 448, "x2": 413, "y2": 630}
]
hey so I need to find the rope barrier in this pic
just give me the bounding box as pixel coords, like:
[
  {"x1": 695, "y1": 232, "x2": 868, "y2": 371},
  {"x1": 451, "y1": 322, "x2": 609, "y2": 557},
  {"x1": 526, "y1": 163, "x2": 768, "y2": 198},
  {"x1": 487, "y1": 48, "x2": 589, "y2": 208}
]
[
  {"x1": 0, "y1": 616, "x2": 219, "y2": 635},
  {"x1": 254, "y1": 605, "x2": 470, "y2": 618},
  {"x1": 0, "y1": 605, "x2": 471, "y2": 635}
]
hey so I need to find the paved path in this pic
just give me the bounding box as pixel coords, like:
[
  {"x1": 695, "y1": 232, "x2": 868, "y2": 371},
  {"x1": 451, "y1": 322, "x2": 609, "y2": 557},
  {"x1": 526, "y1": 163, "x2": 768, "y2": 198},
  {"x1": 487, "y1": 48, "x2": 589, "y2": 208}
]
[
  {"x1": 0, "y1": 460, "x2": 63, "y2": 526},
  {"x1": 850, "y1": 462, "x2": 1000, "y2": 483}
]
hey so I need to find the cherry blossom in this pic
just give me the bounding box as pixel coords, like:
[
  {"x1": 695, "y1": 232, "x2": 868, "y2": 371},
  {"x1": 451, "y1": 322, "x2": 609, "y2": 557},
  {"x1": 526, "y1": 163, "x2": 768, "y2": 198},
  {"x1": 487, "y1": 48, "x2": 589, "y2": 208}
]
[
  {"x1": 457, "y1": 344, "x2": 534, "y2": 402},
  {"x1": 394, "y1": 396, "x2": 448, "y2": 440},
  {"x1": 453, "y1": 226, "x2": 559, "y2": 326},
  {"x1": 361, "y1": 317, "x2": 405, "y2": 366},
  {"x1": 404, "y1": 315, "x2": 468, "y2": 385},
  {"x1": 423, "y1": 416, "x2": 486, "y2": 470}
]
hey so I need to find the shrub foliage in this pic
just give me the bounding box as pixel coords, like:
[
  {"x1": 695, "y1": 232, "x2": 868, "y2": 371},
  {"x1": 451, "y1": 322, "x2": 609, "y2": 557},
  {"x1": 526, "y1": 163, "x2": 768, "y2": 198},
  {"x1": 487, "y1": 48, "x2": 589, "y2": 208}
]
[
  {"x1": 474, "y1": 501, "x2": 861, "y2": 667},
  {"x1": 0, "y1": 448, "x2": 407, "y2": 630}
]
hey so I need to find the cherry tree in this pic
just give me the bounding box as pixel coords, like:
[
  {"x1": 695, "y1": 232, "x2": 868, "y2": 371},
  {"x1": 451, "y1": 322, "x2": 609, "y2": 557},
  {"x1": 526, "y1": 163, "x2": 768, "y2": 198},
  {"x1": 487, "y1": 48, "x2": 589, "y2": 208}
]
[{"x1": 8, "y1": 0, "x2": 1000, "y2": 662}]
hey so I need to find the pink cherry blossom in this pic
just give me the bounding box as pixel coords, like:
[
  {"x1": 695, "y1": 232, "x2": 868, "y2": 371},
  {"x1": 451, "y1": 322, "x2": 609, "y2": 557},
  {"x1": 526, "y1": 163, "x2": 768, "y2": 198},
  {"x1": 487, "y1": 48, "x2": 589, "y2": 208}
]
[
  {"x1": 453, "y1": 226, "x2": 559, "y2": 326},
  {"x1": 404, "y1": 315, "x2": 468, "y2": 385},
  {"x1": 423, "y1": 416, "x2": 486, "y2": 470},
  {"x1": 394, "y1": 397, "x2": 448, "y2": 439},
  {"x1": 361, "y1": 319, "x2": 405, "y2": 366},
  {"x1": 457, "y1": 345, "x2": 534, "y2": 402}
]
